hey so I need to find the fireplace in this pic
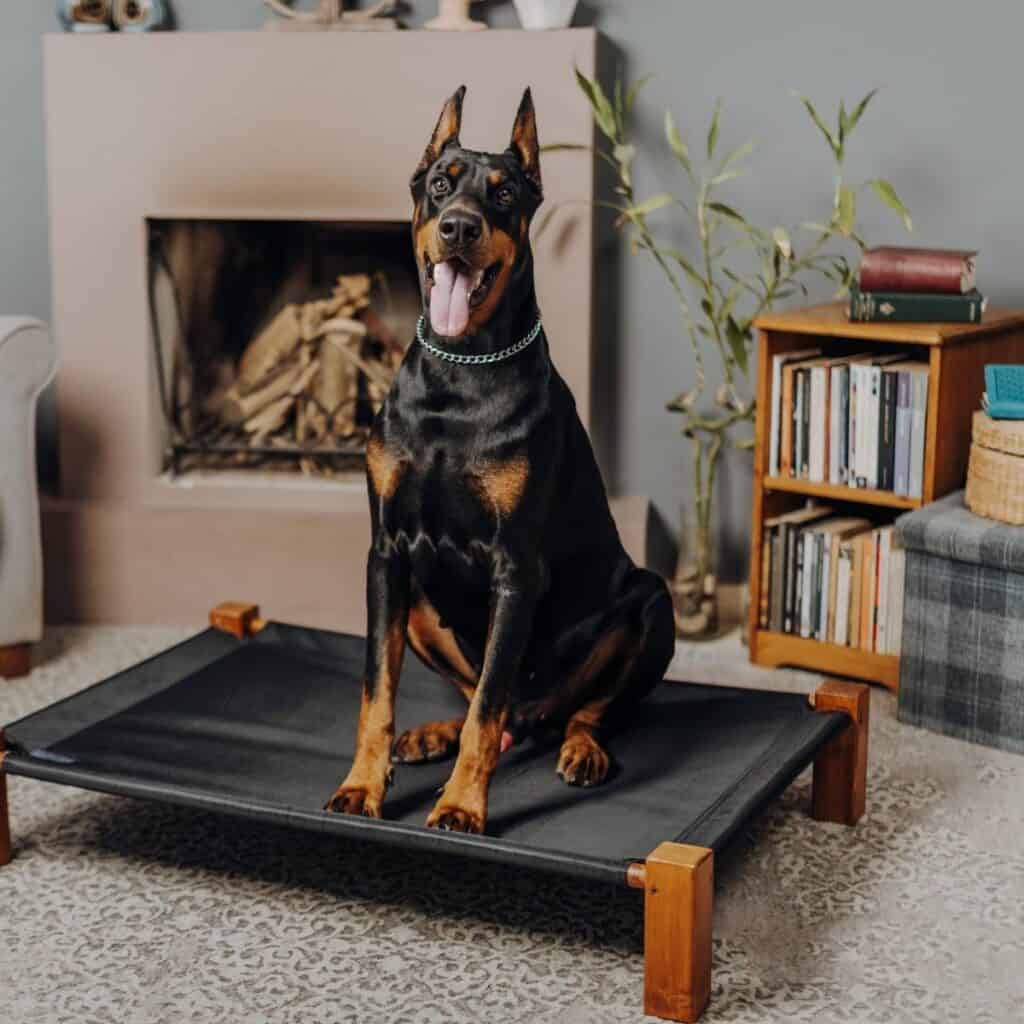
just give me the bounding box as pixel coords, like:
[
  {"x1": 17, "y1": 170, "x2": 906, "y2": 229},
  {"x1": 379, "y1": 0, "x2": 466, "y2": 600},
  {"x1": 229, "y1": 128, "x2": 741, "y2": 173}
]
[
  {"x1": 41, "y1": 28, "x2": 654, "y2": 629},
  {"x1": 148, "y1": 216, "x2": 419, "y2": 482}
]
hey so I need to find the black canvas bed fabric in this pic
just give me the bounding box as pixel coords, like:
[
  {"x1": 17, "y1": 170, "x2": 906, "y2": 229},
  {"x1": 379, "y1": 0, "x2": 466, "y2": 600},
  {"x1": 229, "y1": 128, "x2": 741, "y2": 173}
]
[{"x1": 3, "y1": 621, "x2": 845, "y2": 885}]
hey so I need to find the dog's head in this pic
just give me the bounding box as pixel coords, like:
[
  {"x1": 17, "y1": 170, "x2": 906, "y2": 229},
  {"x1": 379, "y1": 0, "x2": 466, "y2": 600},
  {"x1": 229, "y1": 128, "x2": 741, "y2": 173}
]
[{"x1": 411, "y1": 86, "x2": 543, "y2": 340}]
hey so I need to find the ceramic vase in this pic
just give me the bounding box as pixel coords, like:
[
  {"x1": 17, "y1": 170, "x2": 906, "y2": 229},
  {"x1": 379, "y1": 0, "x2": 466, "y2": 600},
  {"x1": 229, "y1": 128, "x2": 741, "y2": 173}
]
[{"x1": 513, "y1": 0, "x2": 579, "y2": 30}]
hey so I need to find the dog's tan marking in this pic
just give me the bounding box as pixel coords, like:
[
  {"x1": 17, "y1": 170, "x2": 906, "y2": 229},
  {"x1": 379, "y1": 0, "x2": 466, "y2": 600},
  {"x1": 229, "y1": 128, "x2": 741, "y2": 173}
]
[
  {"x1": 470, "y1": 456, "x2": 529, "y2": 518},
  {"x1": 447, "y1": 162, "x2": 463, "y2": 179},
  {"x1": 487, "y1": 170, "x2": 506, "y2": 188},
  {"x1": 426, "y1": 711, "x2": 506, "y2": 833},
  {"x1": 366, "y1": 434, "x2": 404, "y2": 500},
  {"x1": 466, "y1": 228, "x2": 518, "y2": 332},
  {"x1": 406, "y1": 596, "x2": 479, "y2": 700},
  {"x1": 324, "y1": 616, "x2": 406, "y2": 817}
]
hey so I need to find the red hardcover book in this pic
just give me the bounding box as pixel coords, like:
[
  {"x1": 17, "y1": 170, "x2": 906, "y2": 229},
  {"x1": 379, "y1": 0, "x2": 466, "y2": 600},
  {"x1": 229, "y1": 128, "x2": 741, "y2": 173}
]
[{"x1": 859, "y1": 247, "x2": 977, "y2": 294}]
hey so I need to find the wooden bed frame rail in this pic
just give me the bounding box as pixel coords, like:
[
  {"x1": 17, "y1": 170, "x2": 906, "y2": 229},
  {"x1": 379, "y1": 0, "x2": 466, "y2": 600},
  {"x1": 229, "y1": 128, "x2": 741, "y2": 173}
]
[
  {"x1": 624, "y1": 677, "x2": 869, "y2": 1022},
  {"x1": 0, "y1": 604, "x2": 871, "y2": 1023}
]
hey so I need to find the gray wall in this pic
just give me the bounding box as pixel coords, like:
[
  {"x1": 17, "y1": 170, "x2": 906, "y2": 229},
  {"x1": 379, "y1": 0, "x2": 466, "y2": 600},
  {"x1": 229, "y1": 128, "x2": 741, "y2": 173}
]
[{"x1": 3, "y1": 1, "x2": 1021, "y2": 578}]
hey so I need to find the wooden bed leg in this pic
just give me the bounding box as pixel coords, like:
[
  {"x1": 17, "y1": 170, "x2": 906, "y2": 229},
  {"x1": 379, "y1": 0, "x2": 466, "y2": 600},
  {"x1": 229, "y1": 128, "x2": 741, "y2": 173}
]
[
  {"x1": 0, "y1": 643, "x2": 32, "y2": 679},
  {"x1": 209, "y1": 602, "x2": 267, "y2": 638},
  {"x1": 628, "y1": 842, "x2": 714, "y2": 1022},
  {"x1": 0, "y1": 732, "x2": 12, "y2": 866},
  {"x1": 811, "y1": 680, "x2": 870, "y2": 826}
]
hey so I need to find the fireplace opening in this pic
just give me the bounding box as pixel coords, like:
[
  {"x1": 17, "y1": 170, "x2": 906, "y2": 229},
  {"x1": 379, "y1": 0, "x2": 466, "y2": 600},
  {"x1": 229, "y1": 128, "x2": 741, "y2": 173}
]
[{"x1": 147, "y1": 217, "x2": 419, "y2": 481}]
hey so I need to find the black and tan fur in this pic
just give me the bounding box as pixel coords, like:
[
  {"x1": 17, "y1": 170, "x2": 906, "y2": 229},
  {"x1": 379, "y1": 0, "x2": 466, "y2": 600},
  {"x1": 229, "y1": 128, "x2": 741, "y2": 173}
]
[{"x1": 324, "y1": 86, "x2": 675, "y2": 833}]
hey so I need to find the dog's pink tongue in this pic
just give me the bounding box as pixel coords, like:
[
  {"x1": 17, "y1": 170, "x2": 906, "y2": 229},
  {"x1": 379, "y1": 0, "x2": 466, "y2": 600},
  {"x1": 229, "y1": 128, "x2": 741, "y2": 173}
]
[{"x1": 430, "y1": 260, "x2": 472, "y2": 337}]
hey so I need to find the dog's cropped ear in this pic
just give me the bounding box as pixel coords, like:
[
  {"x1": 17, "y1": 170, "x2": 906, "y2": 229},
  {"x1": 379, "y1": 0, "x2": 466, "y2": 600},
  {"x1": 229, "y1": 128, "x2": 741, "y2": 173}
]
[
  {"x1": 508, "y1": 88, "x2": 542, "y2": 196},
  {"x1": 412, "y1": 85, "x2": 466, "y2": 185}
]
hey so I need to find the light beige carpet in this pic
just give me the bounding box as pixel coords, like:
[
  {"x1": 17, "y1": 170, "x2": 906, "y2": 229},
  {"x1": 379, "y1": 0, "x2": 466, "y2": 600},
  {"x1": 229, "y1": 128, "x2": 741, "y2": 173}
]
[{"x1": 1, "y1": 626, "x2": 1021, "y2": 1023}]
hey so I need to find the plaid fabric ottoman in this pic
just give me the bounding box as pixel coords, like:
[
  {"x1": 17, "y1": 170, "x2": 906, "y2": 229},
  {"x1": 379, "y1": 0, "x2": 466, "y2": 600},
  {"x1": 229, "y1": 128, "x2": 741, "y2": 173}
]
[{"x1": 896, "y1": 491, "x2": 1024, "y2": 753}]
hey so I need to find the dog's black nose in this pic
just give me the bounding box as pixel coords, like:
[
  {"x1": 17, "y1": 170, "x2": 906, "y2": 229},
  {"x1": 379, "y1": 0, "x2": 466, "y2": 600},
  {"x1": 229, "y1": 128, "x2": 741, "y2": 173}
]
[{"x1": 438, "y1": 209, "x2": 483, "y2": 246}]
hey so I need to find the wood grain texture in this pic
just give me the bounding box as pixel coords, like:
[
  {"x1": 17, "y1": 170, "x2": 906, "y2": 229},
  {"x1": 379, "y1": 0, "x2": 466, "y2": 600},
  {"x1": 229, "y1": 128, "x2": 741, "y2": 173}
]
[
  {"x1": 762, "y1": 476, "x2": 921, "y2": 510},
  {"x1": 754, "y1": 302, "x2": 1024, "y2": 345},
  {"x1": 811, "y1": 680, "x2": 870, "y2": 825},
  {"x1": 209, "y1": 602, "x2": 263, "y2": 639},
  {"x1": 0, "y1": 644, "x2": 32, "y2": 679},
  {"x1": 752, "y1": 631, "x2": 899, "y2": 690},
  {"x1": 642, "y1": 842, "x2": 714, "y2": 1023}
]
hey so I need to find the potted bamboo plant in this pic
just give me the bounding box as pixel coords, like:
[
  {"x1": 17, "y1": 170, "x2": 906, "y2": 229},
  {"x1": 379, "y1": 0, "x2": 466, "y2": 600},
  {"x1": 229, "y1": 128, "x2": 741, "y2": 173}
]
[{"x1": 548, "y1": 74, "x2": 911, "y2": 638}]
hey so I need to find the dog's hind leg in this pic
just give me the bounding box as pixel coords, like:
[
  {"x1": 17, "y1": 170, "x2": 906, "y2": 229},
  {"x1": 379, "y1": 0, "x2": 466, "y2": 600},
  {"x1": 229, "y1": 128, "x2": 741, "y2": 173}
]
[
  {"x1": 394, "y1": 595, "x2": 479, "y2": 764},
  {"x1": 556, "y1": 572, "x2": 675, "y2": 787}
]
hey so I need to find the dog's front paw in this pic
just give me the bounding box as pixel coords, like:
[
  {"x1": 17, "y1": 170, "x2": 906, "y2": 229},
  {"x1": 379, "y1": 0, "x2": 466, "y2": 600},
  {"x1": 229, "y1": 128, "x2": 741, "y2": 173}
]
[
  {"x1": 323, "y1": 772, "x2": 390, "y2": 818},
  {"x1": 557, "y1": 733, "x2": 610, "y2": 787},
  {"x1": 392, "y1": 718, "x2": 464, "y2": 764},
  {"x1": 426, "y1": 803, "x2": 485, "y2": 834}
]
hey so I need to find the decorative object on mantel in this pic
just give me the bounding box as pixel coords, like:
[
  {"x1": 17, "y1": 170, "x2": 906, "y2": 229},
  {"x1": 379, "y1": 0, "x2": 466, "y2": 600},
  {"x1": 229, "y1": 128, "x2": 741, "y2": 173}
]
[
  {"x1": 263, "y1": 0, "x2": 399, "y2": 32},
  {"x1": 57, "y1": 0, "x2": 113, "y2": 32},
  {"x1": 113, "y1": 0, "x2": 167, "y2": 31},
  {"x1": 425, "y1": 0, "x2": 486, "y2": 31},
  {"x1": 559, "y1": 73, "x2": 912, "y2": 639},
  {"x1": 0, "y1": 319, "x2": 57, "y2": 679},
  {"x1": 513, "y1": 0, "x2": 579, "y2": 30}
]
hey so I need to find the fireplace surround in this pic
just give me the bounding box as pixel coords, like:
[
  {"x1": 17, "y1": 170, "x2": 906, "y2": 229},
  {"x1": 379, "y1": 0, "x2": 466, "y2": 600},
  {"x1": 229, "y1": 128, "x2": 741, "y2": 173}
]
[{"x1": 42, "y1": 28, "x2": 653, "y2": 629}]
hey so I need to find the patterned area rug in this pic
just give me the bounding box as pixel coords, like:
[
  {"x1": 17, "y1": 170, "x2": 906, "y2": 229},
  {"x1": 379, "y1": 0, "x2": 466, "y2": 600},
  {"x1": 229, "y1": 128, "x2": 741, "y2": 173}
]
[{"x1": 1, "y1": 627, "x2": 1021, "y2": 1023}]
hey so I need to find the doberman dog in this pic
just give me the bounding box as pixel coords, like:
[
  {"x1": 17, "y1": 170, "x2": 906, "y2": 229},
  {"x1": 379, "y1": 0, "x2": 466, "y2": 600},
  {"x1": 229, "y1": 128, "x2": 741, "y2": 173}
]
[{"x1": 324, "y1": 86, "x2": 675, "y2": 834}]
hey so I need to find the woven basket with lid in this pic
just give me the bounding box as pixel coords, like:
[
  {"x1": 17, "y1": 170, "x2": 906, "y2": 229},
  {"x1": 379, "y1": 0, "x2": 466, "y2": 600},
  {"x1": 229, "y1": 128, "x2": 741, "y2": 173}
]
[{"x1": 966, "y1": 411, "x2": 1024, "y2": 524}]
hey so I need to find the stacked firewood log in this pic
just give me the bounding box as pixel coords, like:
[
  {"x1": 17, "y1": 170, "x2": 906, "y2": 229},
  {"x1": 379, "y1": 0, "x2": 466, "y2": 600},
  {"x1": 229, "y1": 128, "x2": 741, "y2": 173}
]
[{"x1": 183, "y1": 273, "x2": 406, "y2": 477}]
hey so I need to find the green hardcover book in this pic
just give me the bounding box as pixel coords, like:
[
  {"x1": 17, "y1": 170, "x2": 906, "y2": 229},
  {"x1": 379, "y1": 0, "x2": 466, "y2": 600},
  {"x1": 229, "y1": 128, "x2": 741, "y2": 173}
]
[{"x1": 849, "y1": 285, "x2": 987, "y2": 323}]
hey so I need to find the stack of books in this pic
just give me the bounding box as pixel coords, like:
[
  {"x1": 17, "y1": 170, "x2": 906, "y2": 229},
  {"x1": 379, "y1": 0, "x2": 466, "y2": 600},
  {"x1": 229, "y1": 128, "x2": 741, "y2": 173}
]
[
  {"x1": 758, "y1": 508, "x2": 905, "y2": 654},
  {"x1": 849, "y1": 246, "x2": 985, "y2": 323},
  {"x1": 767, "y1": 349, "x2": 929, "y2": 497}
]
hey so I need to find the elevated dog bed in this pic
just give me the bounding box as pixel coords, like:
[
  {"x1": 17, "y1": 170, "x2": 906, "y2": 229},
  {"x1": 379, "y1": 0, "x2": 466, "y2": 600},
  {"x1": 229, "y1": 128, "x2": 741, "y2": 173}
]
[{"x1": 0, "y1": 603, "x2": 870, "y2": 1023}]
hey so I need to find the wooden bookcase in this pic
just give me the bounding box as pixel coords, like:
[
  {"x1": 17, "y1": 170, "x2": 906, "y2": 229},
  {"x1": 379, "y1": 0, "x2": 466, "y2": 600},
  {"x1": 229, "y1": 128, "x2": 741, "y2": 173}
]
[{"x1": 748, "y1": 302, "x2": 1024, "y2": 689}]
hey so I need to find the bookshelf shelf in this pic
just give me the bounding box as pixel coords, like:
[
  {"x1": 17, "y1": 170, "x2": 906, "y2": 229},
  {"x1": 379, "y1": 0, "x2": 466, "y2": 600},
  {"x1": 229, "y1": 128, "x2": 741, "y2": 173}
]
[
  {"x1": 748, "y1": 302, "x2": 1024, "y2": 691},
  {"x1": 762, "y1": 476, "x2": 922, "y2": 511}
]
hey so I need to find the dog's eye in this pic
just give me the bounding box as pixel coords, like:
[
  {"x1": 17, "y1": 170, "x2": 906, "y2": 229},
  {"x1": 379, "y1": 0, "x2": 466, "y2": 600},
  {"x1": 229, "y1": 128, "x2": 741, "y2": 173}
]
[
  {"x1": 496, "y1": 185, "x2": 516, "y2": 207},
  {"x1": 430, "y1": 177, "x2": 451, "y2": 199}
]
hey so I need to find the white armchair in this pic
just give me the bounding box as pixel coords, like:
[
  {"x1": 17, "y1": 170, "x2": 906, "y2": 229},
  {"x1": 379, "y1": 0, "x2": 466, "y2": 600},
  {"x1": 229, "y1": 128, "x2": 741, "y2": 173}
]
[{"x1": 0, "y1": 319, "x2": 56, "y2": 677}]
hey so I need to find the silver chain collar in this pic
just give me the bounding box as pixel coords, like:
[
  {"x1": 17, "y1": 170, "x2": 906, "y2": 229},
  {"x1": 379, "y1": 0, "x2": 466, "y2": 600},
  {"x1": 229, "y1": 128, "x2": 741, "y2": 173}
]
[{"x1": 415, "y1": 316, "x2": 542, "y2": 365}]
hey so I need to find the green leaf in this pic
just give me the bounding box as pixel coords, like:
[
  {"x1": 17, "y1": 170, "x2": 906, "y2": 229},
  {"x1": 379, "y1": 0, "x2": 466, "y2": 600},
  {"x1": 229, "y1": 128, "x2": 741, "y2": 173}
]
[
  {"x1": 837, "y1": 99, "x2": 848, "y2": 146},
  {"x1": 710, "y1": 168, "x2": 746, "y2": 186},
  {"x1": 664, "y1": 248, "x2": 706, "y2": 288},
  {"x1": 844, "y1": 88, "x2": 879, "y2": 137},
  {"x1": 707, "y1": 201, "x2": 746, "y2": 223},
  {"x1": 625, "y1": 74, "x2": 654, "y2": 115},
  {"x1": 867, "y1": 178, "x2": 913, "y2": 231},
  {"x1": 836, "y1": 185, "x2": 856, "y2": 234},
  {"x1": 623, "y1": 193, "x2": 674, "y2": 220},
  {"x1": 771, "y1": 226, "x2": 792, "y2": 260},
  {"x1": 574, "y1": 67, "x2": 617, "y2": 141},
  {"x1": 539, "y1": 143, "x2": 590, "y2": 153},
  {"x1": 706, "y1": 98, "x2": 721, "y2": 159},
  {"x1": 794, "y1": 93, "x2": 839, "y2": 157},
  {"x1": 664, "y1": 111, "x2": 693, "y2": 177},
  {"x1": 725, "y1": 315, "x2": 750, "y2": 375},
  {"x1": 717, "y1": 137, "x2": 755, "y2": 174}
]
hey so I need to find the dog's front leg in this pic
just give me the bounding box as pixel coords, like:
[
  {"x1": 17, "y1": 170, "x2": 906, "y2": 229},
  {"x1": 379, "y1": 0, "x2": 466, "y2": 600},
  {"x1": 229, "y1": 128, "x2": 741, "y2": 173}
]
[
  {"x1": 427, "y1": 558, "x2": 540, "y2": 833},
  {"x1": 325, "y1": 542, "x2": 409, "y2": 818}
]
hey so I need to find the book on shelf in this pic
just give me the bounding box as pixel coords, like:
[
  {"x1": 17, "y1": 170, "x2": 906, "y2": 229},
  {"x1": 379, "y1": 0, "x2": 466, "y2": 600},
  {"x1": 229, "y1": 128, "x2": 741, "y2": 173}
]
[
  {"x1": 769, "y1": 350, "x2": 929, "y2": 499},
  {"x1": 761, "y1": 515, "x2": 905, "y2": 654},
  {"x1": 858, "y1": 246, "x2": 977, "y2": 294},
  {"x1": 849, "y1": 285, "x2": 987, "y2": 324},
  {"x1": 768, "y1": 347, "x2": 820, "y2": 477},
  {"x1": 759, "y1": 505, "x2": 833, "y2": 633}
]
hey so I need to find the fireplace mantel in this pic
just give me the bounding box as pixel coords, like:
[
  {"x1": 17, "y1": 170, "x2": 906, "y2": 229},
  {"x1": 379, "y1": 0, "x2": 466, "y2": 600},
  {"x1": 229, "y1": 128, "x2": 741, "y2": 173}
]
[{"x1": 42, "y1": 29, "x2": 657, "y2": 629}]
